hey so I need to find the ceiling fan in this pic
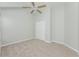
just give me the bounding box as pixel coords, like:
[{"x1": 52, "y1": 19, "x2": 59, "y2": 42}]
[{"x1": 22, "y1": 2, "x2": 47, "y2": 14}]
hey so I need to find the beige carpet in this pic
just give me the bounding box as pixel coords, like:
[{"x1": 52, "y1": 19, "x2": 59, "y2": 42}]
[{"x1": 1, "y1": 39, "x2": 79, "y2": 57}]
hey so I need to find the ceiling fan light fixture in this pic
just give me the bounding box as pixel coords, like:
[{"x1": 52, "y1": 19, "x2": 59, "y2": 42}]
[{"x1": 22, "y1": 2, "x2": 47, "y2": 14}]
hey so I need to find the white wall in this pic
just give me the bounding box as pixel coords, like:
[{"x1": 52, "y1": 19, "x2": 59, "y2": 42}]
[
  {"x1": 0, "y1": 9, "x2": 1, "y2": 46},
  {"x1": 51, "y1": 3, "x2": 64, "y2": 43},
  {"x1": 0, "y1": 9, "x2": 2, "y2": 56},
  {"x1": 0, "y1": 11, "x2": 1, "y2": 41},
  {"x1": 51, "y1": 3, "x2": 79, "y2": 51},
  {"x1": 64, "y1": 3, "x2": 78, "y2": 50},
  {"x1": 1, "y1": 8, "x2": 35, "y2": 45},
  {"x1": 34, "y1": 6, "x2": 51, "y2": 42},
  {"x1": 78, "y1": 3, "x2": 79, "y2": 51},
  {"x1": 34, "y1": 3, "x2": 65, "y2": 43}
]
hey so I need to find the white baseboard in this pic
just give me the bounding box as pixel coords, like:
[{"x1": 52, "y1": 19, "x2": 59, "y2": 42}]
[
  {"x1": 40, "y1": 40, "x2": 79, "y2": 55},
  {"x1": 1, "y1": 38, "x2": 51, "y2": 47},
  {"x1": 37, "y1": 39, "x2": 52, "y2": 43},
  {"x1": 52, "y1": 41, "x2": 64, "y2": 45},
  {"x1": 42, "y1": 40, "x2": 51, "y2": 43},
  {"x1": 52, "y1": 41, "x2": 79, "y2": 55},
  {"x1": 64, "y1": 43, "x2": 79, "y2": 55},
  {"x1": 1, "y1": 38, "x2": 33, "y2": 47}
]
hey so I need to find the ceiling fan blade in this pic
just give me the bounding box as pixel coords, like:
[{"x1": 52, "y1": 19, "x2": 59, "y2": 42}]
[
  {"x1": 38, "y1": 5, "x2": 46, "y2": 8},
  {"x1": 22, "y1": 7, "x2": 32, "y2": 8},
  {"x1": 32, "y1": 2, "x2": 35, "y2": 7},
  {"x1": 37, "y1": 9, "x2": 42, "y2": 14},
  {"x1": 30, "y1": 10, "x2": 35, "y2": 14}
]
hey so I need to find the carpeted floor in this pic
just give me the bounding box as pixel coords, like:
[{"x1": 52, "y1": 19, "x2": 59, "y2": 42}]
[{"x1": 1, "y1": 39, "x2": 79, "y2": 57}]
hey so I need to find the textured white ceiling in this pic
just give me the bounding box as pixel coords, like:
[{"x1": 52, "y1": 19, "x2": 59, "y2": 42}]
[
  {"x1": 0, "y1": 2, "x2": 65, "y2": 8},
  {"x1": 0, "y1": 2, "x2": 48, "y2": 7},
  {"x1": 0, "y1": 2, "x2": 31, "y2": 7}
]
